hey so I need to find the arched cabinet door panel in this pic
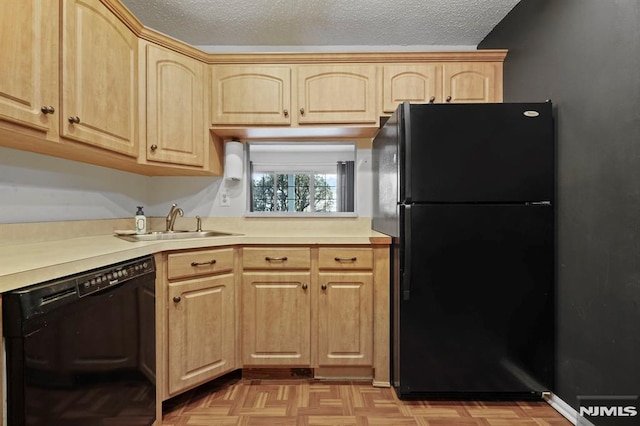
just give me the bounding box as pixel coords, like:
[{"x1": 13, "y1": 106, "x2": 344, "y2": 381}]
[
  {"x1": 297, "y1": 65, "x2": 378, "y2": 124},
  {"x1": 146, "y1": 44, "x2": 206, "y2": 167},
  {"x1": 61, "y1": 0, "x2": 138, "y2": 156},
  {"x1": 443, "y1": 62, "x2": 502, "y2": 103},
  {"x1": 0, "y1": 0, "x2": 58, "y2": 137},
  {"x1": 211, "y1": 66, "x2": 292, "y2": 125},
  {"x1": 382, "y1": 64, "x2": 442, "y2": 113}
]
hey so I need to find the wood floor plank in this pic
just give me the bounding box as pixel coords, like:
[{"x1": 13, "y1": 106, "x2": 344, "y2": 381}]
[{"x1": 162, "y1": 378, "x2": 573, "y2": 426}]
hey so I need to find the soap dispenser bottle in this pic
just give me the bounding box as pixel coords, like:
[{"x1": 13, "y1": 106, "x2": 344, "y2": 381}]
[{"x1": 135, "y1": 206, "x2": 147, "y2": 234}]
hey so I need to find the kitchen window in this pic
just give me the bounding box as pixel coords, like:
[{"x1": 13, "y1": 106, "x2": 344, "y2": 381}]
[{"x1": 247, "y1": 143, "x2": 356, "y2": 216}]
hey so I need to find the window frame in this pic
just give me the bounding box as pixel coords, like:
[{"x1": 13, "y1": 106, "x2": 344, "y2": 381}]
[{"x1": 245, "y1": 142, "x2": 358, "y2": 218}]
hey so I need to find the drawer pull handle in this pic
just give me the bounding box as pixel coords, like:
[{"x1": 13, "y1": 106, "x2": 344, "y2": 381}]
[
  {"x1": 173, "y1": 296, "x2": 181, "y2": 303},
  {"x1": 321, "y1": 284, "x2": 327, "y2": 291},
  {"x1": 265, "y1": 256, "x2": 288, "y2": 262},
  {"x1": 334, "y1": 257, "x2": 357, "y2": 262},
  {"x1": 302, "y1": 283, "x2": 308, "y2": 290},
  {"x1": 68, "y1": 116, "x2": 81, "y2": 124},
  {"x1": 191, "y1": 260, "x2": 217, "y2": 267},
  {"x1": 41, "y1": 106, "x2": 55, "y2": 114}
]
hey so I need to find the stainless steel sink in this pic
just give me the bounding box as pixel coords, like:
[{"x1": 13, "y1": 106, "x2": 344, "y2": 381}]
[{"x1": 116, "y1": 230, "x2": 237, "y2": 242}]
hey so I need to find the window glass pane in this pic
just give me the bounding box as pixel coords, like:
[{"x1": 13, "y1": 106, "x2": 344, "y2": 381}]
[
  {"x1": 314, "y1": 173, "x2": 337, "y2": 212},
  {"x1": 248, "y1": 143, "x2": 355, "y2": 215},
  {"x1": 294, "y1": 174, "x2": 311, "y2": 212},
  {"x1": 275, "y1": 174, "x2": 289, "y2": 212},
  {"x1": 251, "y1": 172, "x2": 275, "y2": 212}
]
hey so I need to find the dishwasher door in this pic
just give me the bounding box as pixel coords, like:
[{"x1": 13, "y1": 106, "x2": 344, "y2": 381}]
[{"x1": 3, "y1": 256, "x2": 156, "y2": 426}]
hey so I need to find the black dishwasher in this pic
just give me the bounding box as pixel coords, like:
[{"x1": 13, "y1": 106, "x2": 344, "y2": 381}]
[{"x1": 3, "y1": 255, "x2": 156, "y2": 426}]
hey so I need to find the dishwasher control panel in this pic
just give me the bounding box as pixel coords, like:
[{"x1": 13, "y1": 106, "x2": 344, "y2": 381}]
[
  {"x1": 77, "y1": 257, "x2": 155, "y2": 297},
  {"x1": 6, "y1": 256, "x2": 156, "y2": 320}
]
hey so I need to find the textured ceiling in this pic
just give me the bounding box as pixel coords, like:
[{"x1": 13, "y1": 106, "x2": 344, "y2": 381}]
[{"x1": 120, "y1": 0, "x2": 520, "y2": 53}]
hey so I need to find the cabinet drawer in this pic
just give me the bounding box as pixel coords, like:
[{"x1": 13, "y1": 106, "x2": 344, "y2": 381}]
[
  {"x1": 167, "y1": 248, "x2": 234, "y2": 280},
  {"x1": 318, "y1": 247, "x2": 373, "y2": 270},
  {"x1": 242, "y1": 247, "x2": 311, "y2": 270}
]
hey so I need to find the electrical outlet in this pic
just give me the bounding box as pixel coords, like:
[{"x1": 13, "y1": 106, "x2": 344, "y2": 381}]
[{"x1": 220, "y1": 190, "x2": 230, "y2": 207}]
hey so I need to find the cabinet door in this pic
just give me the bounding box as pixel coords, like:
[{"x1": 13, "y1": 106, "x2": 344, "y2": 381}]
[
  {"x1": 317, "y1": 273, "x2": 373, "y2": 366},
  {"x1": 297, "y1": 65, "x2": 377, "y2": 124},
  {"x1": 146, "y1": 44, "x2": 205, "y2": 167},
  {"x1": 167, "y1": 274, "x2": 235, "y2": 395},
  {"x1": 211, "y1": 65, "x2": 291, "y2": 125},
  {"x1": 0, "y1": 0, "x2": 58, "y2": 135},
  {"x1": 382, "y1": 64, "x2": 442, "y2": 113},
  {"x1": 61, "y1": 0, "x2": 138, "y2": 156},
  {"x1": 242, "y1": 272, "x2": 311, "y2": 366},
  {"x1": 443, "y1": 62, "x2": 501, "y2": 103}
]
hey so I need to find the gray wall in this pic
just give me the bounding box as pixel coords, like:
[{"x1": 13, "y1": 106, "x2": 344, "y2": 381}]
[{"x1": 480, "y1": 0, "x2": 640, "y2": 409}]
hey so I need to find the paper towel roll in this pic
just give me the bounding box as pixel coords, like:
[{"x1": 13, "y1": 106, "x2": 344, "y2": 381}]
[{"x1": 224, "y1": 141, "x2": 243, "y2": 180}]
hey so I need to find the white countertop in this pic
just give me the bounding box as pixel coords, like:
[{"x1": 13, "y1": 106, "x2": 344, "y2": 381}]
[{"x1": 0, "y1": 220, "x2": 390, "y2": 292}]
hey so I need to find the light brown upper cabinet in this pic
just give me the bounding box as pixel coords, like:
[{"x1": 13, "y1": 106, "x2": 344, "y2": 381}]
[
  {"x1": 61, "y1": 0, "x2": 138, "y2": 157},
  {"x1": 296, "y1": 65, "x2": 378, "y2": 124},
  {"x1": 443, "y1": 62, "x2": 502, "y2": 103},
  {"x1": 382, "y1": 62, "x2": 502, "y2": 112},
  {"x1": 211, "y1": 66, "x2": 292, "y2": 126},
  {"x1": 0, "y1": 0, "x2": 59, "y2": 138},
  {"x1": 145, "y1": 44, "x2": 206, "y2": 167},
  {"x1": 210, "y1": 64, "x2": 378, "y2": 127},
  {"x1": 382, "y1": 64, "x2": 442, "y2": 113}
]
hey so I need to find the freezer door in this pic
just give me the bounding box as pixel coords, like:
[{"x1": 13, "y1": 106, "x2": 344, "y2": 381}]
[
  {"x1": 405, "y1": 102, "x2": 555, "y2": 203},
  {"x1": 396, "y1": 204, "x2": 554, "y2": 397}
]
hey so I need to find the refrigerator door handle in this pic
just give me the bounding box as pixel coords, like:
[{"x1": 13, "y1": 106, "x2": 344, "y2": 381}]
[{"x1": 402, "y1": 204, "x2": 412, "y2": 301}]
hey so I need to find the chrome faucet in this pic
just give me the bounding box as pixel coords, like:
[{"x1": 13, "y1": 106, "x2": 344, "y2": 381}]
[{"x1": 165, "y1": 203, "x2": 184, "y2": 232}]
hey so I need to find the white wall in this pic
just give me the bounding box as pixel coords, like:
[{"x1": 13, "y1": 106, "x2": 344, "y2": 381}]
[
  {"x1": 0, "y1": 146, "x2": 373, "y2": 223},
  {"x1": 0, "y1": 147, "x2": 152, "y2": 222}
]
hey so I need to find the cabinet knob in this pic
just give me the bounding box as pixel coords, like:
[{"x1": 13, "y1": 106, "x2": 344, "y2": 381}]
[
  {"x1": 283, "y1": 109, "x2": 289, "y2": 117},
  {"x1": 299, "y1": 107, "x2": 305, "y2": 116},
  {"x1": 428, "y1": 97, "x2": 436, "y2": 104},
  {"x1": 41, "y1": 106, "x2": 55, "y2": 115},
  {"x1": 173, "y1": 296, "x2": 181, "y2": 303},
  {"x1": 302, "y1": 283, "x2": 308, "y2": 291},
  {"x1": 150, "y1": 144, "x2": 158, "y2": 151},
  {"x1": 321, "y1": 284, "x2": 327, "y2": 291},
  {"x1": 445, "y1": 96, "x2": 452, "y2": 103},
  {"x1": 68, "y1": 116, "x2": 81, "y2": 124}
]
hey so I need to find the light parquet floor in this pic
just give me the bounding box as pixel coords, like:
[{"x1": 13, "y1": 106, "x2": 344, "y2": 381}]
[{"x1": 162, "y1": 376, "x2": 572, "y2": 426}]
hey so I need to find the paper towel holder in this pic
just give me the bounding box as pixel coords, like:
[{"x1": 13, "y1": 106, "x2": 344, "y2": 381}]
[{"x1": 224, "y1": 139, "x2": 244, "y2": 181}]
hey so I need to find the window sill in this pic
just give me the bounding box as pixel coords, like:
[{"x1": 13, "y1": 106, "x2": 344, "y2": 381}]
[{"x1": 244, "y1": 212, "x2": 358, "y2": 218}]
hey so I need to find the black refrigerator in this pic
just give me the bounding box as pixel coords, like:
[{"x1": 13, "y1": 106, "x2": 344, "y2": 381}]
[{"x1": 373, "y1": 102, "x2": 555, "y2": 399}]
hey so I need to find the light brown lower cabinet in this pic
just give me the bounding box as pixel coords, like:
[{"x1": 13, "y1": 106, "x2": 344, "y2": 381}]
[
  {"x1": 159, "y1": 243, "x2": 390, "y2": 400},
  {"x1": 242, "y1": 272, "x2": 312, "y2": 366},
  {"x1": 164, "y1": 248, "x2": 236, "y2": 396},
  {"x1": 317, "y1": 272, "x2": 373, "y2": 366},
  {"x1": 241, "y1": 246, "x2": 376, "y2": 370}
]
